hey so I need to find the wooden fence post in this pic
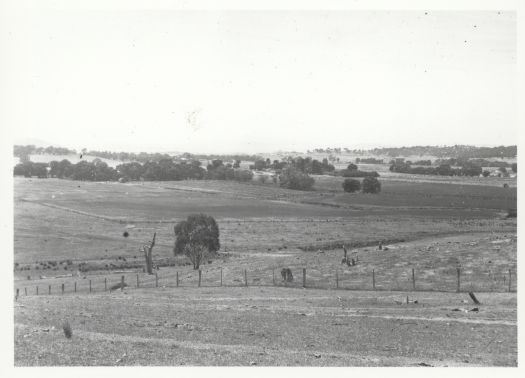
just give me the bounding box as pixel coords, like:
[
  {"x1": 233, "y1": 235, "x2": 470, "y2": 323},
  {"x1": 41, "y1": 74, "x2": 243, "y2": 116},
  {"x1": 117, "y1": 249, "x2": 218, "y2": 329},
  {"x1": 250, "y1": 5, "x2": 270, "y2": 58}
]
[
  {"x1": 198, "y1": 270, "x2": 202, "y2": 287},
  {"x1": 244, "y1": 269, "x2": 248, "y2": 287},
  {"x1": 176, "y1": 272, "x2": 179, "y2": 287},
  {"x1": 303, "y1": 268, "x2": 306, "y2": 288},
  {"x1": 74, "y1": 282, "x2": 77, "y2": 293},
  {"x1": 456, "y1": 268, "x2": 461, "y2": 293},
  {"x1": 155, "y1": 272, "x2": 158, "y2": 288},
  {"x1": 89, "y1": 280, "x2": 92, "y2": 293},
  {"x1": 61, "y1": 283, "x2": 64, "y2": 294},
  {"x1": 121, "y1": 275, "x2": 125, "y2": 291},
  {"x1": 36, "y1": 286, "x2": 38, "y2": 295},
  {"x1": 412, "y1": 268, "x2": 416, "y2": 290},
  {"x1": 220, "y1": 268, "x2": 223, "y2": 287},
  {"x1": 136, "y1": 274, "x2": 139, "y2": 288},
  {"x1": 508, "y1": 269, "x2": 512, "y2": 292},
  {"x1": 372, "y1": 269, "x2": 376, "y2": 290},
  {"x1": 48, "y1": 285, "x2": 51, "y2": 295},
  {"x1": 336, "y1": 270, "x2": 339, "y2": 289},
  {"x1": 16, "y1": 288, "x2": 19, "y2": 300},
  {"x1": 104, "y1": 278, "x2": 107, "y2": 291}
]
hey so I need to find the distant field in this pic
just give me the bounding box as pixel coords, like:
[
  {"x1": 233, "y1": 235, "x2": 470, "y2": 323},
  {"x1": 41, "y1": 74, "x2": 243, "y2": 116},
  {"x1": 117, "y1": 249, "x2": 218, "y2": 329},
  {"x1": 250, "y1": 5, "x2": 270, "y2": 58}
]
[{"x1": 312, "y1": 176, "x2": 517, "y2": 209}]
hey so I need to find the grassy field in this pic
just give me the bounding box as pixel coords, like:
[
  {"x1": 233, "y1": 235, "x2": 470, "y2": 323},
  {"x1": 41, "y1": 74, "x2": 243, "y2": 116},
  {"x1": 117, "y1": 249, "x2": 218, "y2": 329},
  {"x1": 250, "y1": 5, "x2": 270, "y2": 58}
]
[
  {"x1": 14, "y1": 287, "x2": 517, "y2": 366},
  {"x1": 13, "y1": 176, "x2": 517, "y2": 366}
]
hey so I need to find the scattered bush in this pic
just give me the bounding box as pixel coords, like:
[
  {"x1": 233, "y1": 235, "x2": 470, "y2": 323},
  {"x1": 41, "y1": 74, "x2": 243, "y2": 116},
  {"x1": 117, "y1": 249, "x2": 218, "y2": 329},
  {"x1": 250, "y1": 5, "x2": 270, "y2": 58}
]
[
  {"x1": 62, "y1": 321, "x2": 73, "y2": 339},
  {"x1": 342, "y1": 178, "x2": 361, "y2": 193},
  {"x1": 362, "y1": 177, "x2": 381, "y2": 194}
]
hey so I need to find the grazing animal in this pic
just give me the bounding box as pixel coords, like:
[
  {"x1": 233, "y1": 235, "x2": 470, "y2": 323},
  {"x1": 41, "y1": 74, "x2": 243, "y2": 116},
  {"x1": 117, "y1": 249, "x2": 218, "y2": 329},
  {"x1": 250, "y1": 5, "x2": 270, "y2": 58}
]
[{"x1": 281, "y1": 268, "x2": 293, "y2": 282}]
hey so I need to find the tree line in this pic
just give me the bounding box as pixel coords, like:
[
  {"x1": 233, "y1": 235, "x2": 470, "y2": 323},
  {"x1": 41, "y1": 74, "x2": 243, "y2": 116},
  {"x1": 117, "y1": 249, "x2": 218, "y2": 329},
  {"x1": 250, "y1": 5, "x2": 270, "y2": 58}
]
[{"x1": 367, "y1": 145, "x2": 517, "y2": 159}]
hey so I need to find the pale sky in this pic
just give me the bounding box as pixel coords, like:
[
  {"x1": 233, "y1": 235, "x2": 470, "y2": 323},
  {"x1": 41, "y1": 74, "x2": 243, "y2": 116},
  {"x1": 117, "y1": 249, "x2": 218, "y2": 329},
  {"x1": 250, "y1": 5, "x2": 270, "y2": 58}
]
[{"x1": 2, "y1": 7, "x2": 517, "y2": 153}]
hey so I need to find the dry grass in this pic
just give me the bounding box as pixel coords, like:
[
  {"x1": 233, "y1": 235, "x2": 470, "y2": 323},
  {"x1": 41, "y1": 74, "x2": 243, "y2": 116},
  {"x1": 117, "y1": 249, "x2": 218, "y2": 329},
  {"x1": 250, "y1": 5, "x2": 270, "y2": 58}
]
[{"x1": 14, "y1": 287, "x2": 517, "y2": 366}]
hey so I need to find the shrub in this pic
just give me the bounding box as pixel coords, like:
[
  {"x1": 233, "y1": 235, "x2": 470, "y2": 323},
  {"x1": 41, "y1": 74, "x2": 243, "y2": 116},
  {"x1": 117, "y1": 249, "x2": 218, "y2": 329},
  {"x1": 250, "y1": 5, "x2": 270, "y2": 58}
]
[
  {"x1": 62, "y1": 321, "x2": 73, "y2": 339},
  {"x1": 362, "y1": 177, "x2": 381, "y2": 194},
  {"x1": 342, "y1": 178, "x2": 361, "y2": 193}
]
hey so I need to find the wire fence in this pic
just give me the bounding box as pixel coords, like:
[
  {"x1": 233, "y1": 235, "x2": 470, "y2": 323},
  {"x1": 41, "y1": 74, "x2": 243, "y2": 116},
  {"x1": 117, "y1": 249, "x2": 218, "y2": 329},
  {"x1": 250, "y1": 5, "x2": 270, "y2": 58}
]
[{"x1": 14, "y1": 265, "x2": 516, "y2": 299}]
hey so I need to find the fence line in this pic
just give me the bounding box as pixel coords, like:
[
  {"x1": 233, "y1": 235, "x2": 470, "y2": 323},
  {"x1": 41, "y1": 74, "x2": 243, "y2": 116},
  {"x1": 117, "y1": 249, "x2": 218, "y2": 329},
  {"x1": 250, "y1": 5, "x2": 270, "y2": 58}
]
[{"x1": 14, "y1": 266, "x2": 517, "y2": 298}]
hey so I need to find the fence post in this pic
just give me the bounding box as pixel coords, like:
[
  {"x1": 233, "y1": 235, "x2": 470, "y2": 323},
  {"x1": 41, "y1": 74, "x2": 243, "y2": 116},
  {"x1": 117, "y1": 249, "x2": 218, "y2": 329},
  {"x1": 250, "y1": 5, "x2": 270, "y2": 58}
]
[
  {"x1": 48, "y1": 285, "x2": 51, "y2": 295},
  {"x1": 16, "y1": 288, "x2": 19, "y2": 300},
  {"x1": 372, "y1": 269, "x2": 376, "y2": 290},
  {"x1": 121, "y1": 275, "x2": 125, "y2": 291},
  {"x1": 176, "y1": 272, "x2": 179, "y2": 287},
  {"x1": 36, "y1": 286, "x2": 38, "y2": 295},
  {"x1": 61, "y1": 283, "x2": 64, "y2": 294},
  {"x1": 104, "y1": 278, "x2": 107, "y2": 291},
  {"x1": 74, "y1": 282, "x2": 77, "y2": 293},
  {"x1": 412, "y1": 268, "x2": 416, "y2": 291},
  {"x1": 89, "y1": 280, "x2": 92, "y2": 293},
  {"x1": 336, "y1": 270, "x2": 339, "y2": 289},
  {"x1": 456, "y1": 268, "x2": 461, "y2": 293},
  {"x1": 155, "y1": 272, "x2": 158, "y2": 288},
  {"x1": 272, "y1": 269, "x2": 275, "y2": 286},
  {"x1": 198, "y1": 270, "x2": 202, "y2": 287},
  {"x1": 244, "y1": 270, "x2": 248, "y2": 287},
  {"x1": 137, "y1": 274, "x2": 139, "y2": 288},
  {"x1": 24, "y1": 288, "x2": 27, "y2": 296},
  {"x1": 303, "y1": 268, "x2": 306, "y2": 288},
  {"x1": 508, "y1": 269, "x2": 512, "y2": 292},
  {"x1": 220, "y1": 268, "x2": 223, "y2": 287}
]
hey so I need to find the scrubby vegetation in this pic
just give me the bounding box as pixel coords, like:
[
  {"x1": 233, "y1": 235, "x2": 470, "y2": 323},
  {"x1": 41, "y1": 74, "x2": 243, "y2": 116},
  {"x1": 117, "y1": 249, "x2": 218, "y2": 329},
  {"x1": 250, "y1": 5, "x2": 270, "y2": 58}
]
[
  {"x1": 362, "y1": 177, "x2": 381, "y2": 194},
  {"x1": 342, "y1": 178, "x2": 361, "y2": 193}
]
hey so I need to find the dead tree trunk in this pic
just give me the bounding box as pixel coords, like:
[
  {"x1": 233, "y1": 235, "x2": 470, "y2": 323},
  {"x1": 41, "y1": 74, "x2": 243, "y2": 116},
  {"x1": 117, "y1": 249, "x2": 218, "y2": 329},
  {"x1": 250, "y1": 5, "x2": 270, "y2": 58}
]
[{"x1": 140, "y1": 232, "x2": 156, "y2": 275}]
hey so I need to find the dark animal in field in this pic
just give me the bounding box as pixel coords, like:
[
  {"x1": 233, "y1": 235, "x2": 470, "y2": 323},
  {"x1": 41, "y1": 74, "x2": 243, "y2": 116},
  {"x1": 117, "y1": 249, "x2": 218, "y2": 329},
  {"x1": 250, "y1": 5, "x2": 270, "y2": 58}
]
[
  {"x1": 281, "y1": 268, "x2": 293, "y2": 282},
  {"x1": 341, "y1": 257, "x2": 356, "y2": 267},
  {"x1": 109, "y1": 282, "x2": 128, "y2": 292}
]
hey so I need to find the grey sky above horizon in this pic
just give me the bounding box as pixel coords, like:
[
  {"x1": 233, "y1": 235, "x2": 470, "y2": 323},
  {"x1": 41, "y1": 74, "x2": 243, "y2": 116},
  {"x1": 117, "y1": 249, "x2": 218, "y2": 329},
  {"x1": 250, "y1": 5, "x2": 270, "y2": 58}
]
[{"x1": 4, "y1": 10, "x2": 516, "y2": 153}]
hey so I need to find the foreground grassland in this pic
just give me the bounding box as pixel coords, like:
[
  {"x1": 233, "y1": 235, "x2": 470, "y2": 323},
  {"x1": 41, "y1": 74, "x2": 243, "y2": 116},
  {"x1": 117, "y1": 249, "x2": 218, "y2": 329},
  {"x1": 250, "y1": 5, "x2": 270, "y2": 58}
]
[
  {"x1": 15, "y1": 287, "x2": 516, "y2": 366},
  {"x1": 13, "y1": 177, "x2": 517, "y2": 366}
]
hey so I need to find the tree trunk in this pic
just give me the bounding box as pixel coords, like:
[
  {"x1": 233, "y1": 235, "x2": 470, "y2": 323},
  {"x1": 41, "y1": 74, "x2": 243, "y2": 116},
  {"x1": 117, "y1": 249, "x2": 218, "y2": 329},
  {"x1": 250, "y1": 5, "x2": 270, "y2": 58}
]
[{"x1": 142, "y1": 232, "x2": 156, "y2": 275}]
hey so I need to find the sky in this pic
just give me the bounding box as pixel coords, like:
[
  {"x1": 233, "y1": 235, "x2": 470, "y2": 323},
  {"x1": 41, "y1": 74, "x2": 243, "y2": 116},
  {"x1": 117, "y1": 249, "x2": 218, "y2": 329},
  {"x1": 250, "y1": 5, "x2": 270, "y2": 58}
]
[{"x1": 1, "y1": 7, "x2": 517, "y2": 153}]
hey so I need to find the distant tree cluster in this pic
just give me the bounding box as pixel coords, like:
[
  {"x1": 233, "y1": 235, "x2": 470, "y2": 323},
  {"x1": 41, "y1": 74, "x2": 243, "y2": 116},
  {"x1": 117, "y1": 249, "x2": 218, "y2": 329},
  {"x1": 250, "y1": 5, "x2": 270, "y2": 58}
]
[
  {"x1": 355, "y1": 157, "x2": 384, "y2": 164},
  {"x1": 14, "y1": 158, "x2": 254, "y2": 183},
  {"x1": 278, "y1": 167, "x2": 315, "y2": 191},
  {"x1": 14, "y1": 145, "x2": 77, "y2": 162},
  {"x1": 366, "y1": 145, "x2": 516, "y2": 159},
  {"x1": 389, "y1": 161, "x2": 483, "y2": 177},
  {"x1": 336, "y1": 164, "x2": 380, "y2": 178},
  {"x1": 249, "y1": 156, "x2": 334, "y2": 176},
  {"x1": 412, "y1": 160, "x2": 432, "y2": 166},
  {"x1": 181, "y1": 152, "x2": 261, "y2": 163},
  {"x1": 13, "y1": 161, "x2": 49, "y2": 178}
]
